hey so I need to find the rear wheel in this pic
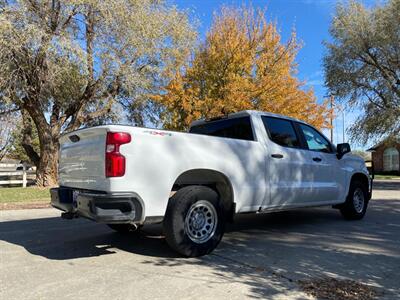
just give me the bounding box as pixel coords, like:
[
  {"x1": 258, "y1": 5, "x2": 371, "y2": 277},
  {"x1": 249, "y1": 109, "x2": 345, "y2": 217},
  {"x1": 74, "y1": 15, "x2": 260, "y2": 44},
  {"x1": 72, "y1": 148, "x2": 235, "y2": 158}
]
[
  {"x1": 340, "y1": 180, "x2": 369, "y2": 220},
  {"x1": 107, "y1": 223, "x2": 140, "y2": 233},
  {"x1": 163, "y1": 186, "x2": 226, "y2": 257}
]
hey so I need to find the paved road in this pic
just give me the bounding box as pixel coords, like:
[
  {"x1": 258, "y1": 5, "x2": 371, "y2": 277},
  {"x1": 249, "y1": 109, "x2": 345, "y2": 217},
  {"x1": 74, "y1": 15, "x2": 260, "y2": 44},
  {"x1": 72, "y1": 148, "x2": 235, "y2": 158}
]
[{"x1": 1, "y1": 180, "x2": 399, "y2": 299}]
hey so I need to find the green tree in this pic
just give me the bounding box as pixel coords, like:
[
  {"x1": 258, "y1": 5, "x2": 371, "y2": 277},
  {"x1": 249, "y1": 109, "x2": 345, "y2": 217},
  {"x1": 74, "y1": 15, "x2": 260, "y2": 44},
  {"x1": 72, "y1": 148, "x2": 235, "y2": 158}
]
[
  {"x1": 324, "y1": 0, "x2": 400, "y2": 144},
  {"x1": 0, "y1": 0, "x2": 196, "y2": 186},
  {"x1": 7, "y1": 117, "x2": 41, "y2": 164},
  {"x1": 351, "y1": 150, "x2": 370, "y2": 161},
  {"x1": 0, "y1": 110, "x2": 16, "y2": 161}
]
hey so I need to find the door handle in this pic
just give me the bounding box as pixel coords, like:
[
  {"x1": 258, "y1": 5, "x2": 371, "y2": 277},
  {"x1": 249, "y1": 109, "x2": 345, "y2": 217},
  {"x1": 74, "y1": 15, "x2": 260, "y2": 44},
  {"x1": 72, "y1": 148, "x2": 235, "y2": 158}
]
[
  {"x1": 271, "y1": 154, "x2": 284, "y2": 159},
  {"x1": 313, "y1": 157, "x2": 322, "y2": 162}
]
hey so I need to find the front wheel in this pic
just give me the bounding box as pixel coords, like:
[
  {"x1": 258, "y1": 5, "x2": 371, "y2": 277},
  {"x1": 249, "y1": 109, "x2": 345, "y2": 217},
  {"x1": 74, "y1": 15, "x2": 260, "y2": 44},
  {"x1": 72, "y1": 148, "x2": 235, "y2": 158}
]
[
  {"x1": 163, "y1": 186, "x2": 226, "y2": 257},
  {"x1": 340, "y1": 180, "x2": 369, "y2": 220}
]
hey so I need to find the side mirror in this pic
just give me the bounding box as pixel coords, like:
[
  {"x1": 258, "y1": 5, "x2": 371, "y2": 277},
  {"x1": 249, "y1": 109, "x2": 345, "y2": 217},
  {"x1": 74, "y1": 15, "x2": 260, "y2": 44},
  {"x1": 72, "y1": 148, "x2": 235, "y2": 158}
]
[{"x1": 337, "y1": 143, "x2": 351, "y2": 159}]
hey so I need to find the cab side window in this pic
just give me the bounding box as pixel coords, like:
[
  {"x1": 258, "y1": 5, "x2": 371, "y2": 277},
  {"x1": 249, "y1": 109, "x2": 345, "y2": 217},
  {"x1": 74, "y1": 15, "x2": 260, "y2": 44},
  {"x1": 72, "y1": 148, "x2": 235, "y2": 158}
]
[
  {"x1": 189, "y1": 117, "x2": 254, "y2": 141},
  {"x1": 262, "y1": 116, "x2": 300, "y2": 148},
  {"x1": 299, "y1": 124, "x2": 332, "y2": 153}
]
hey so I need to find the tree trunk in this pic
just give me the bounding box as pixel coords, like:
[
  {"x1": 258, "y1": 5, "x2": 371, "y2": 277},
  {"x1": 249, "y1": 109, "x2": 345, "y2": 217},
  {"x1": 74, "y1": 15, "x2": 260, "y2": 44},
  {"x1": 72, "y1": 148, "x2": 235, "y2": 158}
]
[
  {"x1": 35, "y1": 129, "x2": 59, "y2": 187},
  {"x1": 22, "y1": 107, "x2": 59, "y2": 187},
  {"x1": 36, "y1": 147, "x2": 58, "y2": 187},
  {"x1": 21, "y1": 109, "x2": 40, "y2": 167}
]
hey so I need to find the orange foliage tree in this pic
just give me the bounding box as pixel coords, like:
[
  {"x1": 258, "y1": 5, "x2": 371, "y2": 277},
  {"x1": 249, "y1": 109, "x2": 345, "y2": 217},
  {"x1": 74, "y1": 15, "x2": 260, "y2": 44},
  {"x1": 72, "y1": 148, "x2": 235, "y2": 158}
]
[{"x1": 153, "y1": 6, "x2": 331, "y2": 130}]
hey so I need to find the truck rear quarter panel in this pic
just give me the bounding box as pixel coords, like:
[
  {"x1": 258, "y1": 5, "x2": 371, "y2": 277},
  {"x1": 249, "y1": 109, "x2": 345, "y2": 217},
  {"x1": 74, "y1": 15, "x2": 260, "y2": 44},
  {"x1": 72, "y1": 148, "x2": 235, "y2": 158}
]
[{"x1": 107, "y1": 126, "x2": 267, "y2": 217}]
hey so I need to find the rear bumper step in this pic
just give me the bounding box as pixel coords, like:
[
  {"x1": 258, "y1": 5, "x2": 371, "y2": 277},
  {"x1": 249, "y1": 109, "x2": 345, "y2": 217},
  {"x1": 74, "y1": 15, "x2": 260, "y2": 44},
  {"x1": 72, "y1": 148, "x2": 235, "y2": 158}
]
[{"x1": 50, "y1": 187, "x2": 144, "y2": 224}]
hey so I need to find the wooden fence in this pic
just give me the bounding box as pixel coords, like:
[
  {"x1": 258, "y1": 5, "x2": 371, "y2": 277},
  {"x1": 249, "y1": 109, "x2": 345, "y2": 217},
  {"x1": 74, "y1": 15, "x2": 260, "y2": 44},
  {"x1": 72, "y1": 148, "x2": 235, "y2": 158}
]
[{"x1": 0, "y1": 164, "x2": 36, "y2": 188}]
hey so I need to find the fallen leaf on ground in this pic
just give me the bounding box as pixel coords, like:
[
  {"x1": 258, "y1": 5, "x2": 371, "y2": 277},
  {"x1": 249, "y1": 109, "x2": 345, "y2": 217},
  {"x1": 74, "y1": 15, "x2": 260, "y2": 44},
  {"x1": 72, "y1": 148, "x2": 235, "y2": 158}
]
[{"x1": 298, "y1": 277, "x2": 379, "y2": 300}]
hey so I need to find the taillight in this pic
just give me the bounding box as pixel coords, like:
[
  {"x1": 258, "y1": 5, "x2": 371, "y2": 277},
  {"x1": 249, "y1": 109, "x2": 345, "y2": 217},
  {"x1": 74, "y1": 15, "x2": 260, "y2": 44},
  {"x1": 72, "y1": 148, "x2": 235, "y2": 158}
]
[{"x1": 105, "y1": 132, "x2": 131, "y2": 177}]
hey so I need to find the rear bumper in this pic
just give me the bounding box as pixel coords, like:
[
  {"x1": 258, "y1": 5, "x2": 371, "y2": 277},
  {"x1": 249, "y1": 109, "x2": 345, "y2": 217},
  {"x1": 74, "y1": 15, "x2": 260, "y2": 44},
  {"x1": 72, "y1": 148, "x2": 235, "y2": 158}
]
[{"x1": 50, "y1": 187, "x2": 144, "y2": 224}]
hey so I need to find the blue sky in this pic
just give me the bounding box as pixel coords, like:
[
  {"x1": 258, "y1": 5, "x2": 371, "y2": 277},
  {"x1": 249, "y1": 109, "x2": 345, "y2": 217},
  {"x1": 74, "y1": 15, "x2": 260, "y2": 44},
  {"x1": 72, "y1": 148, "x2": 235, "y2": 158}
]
[{"x1": 173, "y1": 0, "x2": 378, "y2": 149}]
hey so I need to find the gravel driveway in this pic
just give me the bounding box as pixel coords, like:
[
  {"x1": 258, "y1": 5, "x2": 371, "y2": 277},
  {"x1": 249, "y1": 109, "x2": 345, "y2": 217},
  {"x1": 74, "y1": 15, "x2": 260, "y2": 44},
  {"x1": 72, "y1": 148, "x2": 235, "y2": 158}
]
[{"x1": 1, "y1": 180, "x2": 399, "y2": 299}]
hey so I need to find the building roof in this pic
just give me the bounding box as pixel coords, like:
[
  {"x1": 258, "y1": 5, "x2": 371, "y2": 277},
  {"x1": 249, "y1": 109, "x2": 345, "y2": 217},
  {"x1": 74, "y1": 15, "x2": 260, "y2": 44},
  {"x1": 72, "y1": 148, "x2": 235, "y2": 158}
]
[
  {"x1": 367, "y1": 138, "x2": 400, "y2": 151},
  {"x1": 0, "y1": 157, "x2": 20, "y2": 163}
]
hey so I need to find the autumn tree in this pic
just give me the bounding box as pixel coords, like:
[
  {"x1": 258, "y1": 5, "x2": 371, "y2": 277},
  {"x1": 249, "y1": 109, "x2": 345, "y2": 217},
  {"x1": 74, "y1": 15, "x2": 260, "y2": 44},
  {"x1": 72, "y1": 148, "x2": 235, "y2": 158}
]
[
  {"x1": 0, "y1": 0, "x2": 196, "y2": 186},
  {"x1": 154, "y1": 6, "x2": 330, "y2": 130},
  {"x1": 324, "y1": 0, "x2": 400, "y2": 143}
]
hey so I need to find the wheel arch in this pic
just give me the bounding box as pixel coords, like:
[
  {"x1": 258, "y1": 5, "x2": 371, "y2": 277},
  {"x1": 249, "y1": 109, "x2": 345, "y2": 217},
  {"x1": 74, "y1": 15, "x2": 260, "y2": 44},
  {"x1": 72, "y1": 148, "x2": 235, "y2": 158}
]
[
  {"x1": 170, "y1": 168, "x2": 235, "y2": 220},
  {"x1": 349, "y1": 172, "x2": 371, "y2": 199}
]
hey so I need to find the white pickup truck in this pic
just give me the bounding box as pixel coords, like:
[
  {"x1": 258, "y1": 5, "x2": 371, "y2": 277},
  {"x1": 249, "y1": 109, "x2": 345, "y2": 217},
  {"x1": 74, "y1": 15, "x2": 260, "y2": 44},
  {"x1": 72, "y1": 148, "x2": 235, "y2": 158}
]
[{"x1": 51, "y1": 110, "x2": 372, "y2": 257}]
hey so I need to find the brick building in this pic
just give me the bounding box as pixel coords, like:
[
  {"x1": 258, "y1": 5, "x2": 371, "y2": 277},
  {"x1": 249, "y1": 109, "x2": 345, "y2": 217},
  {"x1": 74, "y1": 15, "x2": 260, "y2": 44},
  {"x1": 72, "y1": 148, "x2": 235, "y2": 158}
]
[{"x1": 368, "y1": 140, "x2": 400, "y2": 174}]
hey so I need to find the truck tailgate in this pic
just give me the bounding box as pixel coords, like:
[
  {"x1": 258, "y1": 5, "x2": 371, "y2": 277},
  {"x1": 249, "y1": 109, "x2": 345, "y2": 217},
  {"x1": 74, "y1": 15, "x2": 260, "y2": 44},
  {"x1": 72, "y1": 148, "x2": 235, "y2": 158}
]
[{"x1": 59, "y1": 127, "x2": 107, "y2": 190}]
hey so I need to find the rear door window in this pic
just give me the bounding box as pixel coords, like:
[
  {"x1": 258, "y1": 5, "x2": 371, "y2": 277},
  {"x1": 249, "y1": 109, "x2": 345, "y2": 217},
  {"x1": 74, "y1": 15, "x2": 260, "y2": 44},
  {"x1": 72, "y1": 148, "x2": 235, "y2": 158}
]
[
  {"x1": 189, "y1": 117, "x2": 254, "y2": 141},
  {"x1": 262, "y1": 116, "x2": 300, "y2": 148}
]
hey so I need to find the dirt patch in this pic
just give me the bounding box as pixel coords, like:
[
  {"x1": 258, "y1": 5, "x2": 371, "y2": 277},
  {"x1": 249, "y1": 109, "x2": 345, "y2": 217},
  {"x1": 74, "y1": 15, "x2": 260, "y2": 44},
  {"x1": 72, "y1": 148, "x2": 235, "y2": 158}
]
[
  {"x1": 298, "y1": 277, "x2": 379, "y2": 300},
  {"x1": 0, "y1": 201, "x2": 51, "y2": 210}
]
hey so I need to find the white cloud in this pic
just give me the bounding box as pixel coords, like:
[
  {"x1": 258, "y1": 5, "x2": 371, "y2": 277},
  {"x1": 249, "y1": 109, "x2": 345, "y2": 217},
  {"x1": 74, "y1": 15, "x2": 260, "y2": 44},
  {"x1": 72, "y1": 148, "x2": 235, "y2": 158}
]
[
  {"x1": 307, "y1": 79, "x2": 324, "y2": 86},
  {"x1": 304, "y1": 70, "x2": 325, "y2": 87}
]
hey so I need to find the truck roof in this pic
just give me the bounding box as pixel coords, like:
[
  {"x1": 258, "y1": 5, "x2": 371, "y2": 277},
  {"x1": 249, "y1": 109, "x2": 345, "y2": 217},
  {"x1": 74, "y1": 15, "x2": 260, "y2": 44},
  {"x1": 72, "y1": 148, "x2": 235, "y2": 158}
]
[{"x1": 190, "y1": 110, "x2": 308, "y2": 127}]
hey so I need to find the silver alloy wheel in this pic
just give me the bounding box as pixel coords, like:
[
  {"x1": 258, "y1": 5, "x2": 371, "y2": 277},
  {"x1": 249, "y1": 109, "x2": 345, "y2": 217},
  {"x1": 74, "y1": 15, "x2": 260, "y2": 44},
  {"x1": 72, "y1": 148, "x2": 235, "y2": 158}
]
[
  {"x1": 184, "y1": 200, "x2": 218, "y2": 244},
  {"x1": 353, "y1": 187, "x2": 365, "y2": 213}
]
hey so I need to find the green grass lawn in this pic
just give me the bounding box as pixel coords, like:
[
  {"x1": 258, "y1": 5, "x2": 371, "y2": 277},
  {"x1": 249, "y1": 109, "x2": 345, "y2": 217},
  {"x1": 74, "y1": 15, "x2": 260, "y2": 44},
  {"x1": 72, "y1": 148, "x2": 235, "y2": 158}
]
[
  {"x1": 375, "y1": 174, "x2": 400, "y2": 180},
  {"x1": 0, "y1": 187, "x2": 50, "y2": 204}
]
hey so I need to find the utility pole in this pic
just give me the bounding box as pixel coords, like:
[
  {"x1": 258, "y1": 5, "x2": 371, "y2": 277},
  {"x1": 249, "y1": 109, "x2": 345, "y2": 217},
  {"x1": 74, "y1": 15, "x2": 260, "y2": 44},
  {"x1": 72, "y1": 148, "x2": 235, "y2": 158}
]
[
  {"x1": 342, "y1": 110, "x2": 345, "y2": 143},
  {"x1": 330, "y1": 95, "x2": 334, "y2": 143}
]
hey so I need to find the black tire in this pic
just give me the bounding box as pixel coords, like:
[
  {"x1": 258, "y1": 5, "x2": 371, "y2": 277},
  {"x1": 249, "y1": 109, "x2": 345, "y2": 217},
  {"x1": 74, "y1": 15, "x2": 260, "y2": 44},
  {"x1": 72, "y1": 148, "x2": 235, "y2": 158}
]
[
  {"x1": 163, "y1": 186, "x2": 226, "y2": 257},
  {"x1": 107, "y1": 223, "x2": 140, "y2": 233},
  {"x1": 340, "y1": 180, "x2": 369, "y2": 220}
]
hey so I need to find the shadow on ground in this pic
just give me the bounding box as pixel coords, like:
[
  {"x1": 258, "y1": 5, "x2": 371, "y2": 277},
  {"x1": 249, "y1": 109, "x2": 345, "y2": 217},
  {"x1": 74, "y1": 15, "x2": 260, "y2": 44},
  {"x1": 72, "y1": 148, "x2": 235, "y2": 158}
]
[{"x1": 1, "y1": 181, "x2": 399, "y2": 299}]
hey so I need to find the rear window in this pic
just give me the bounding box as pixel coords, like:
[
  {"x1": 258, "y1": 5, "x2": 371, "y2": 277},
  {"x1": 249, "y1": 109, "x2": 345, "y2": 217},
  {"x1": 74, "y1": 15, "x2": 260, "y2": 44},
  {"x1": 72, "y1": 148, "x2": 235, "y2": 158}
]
[
  {"x1": 189, "y1": 117, "x2": 254, "y2": 141},
  {"x1": 262, "y1": 116, "x2": 300, "y2": 148}
]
